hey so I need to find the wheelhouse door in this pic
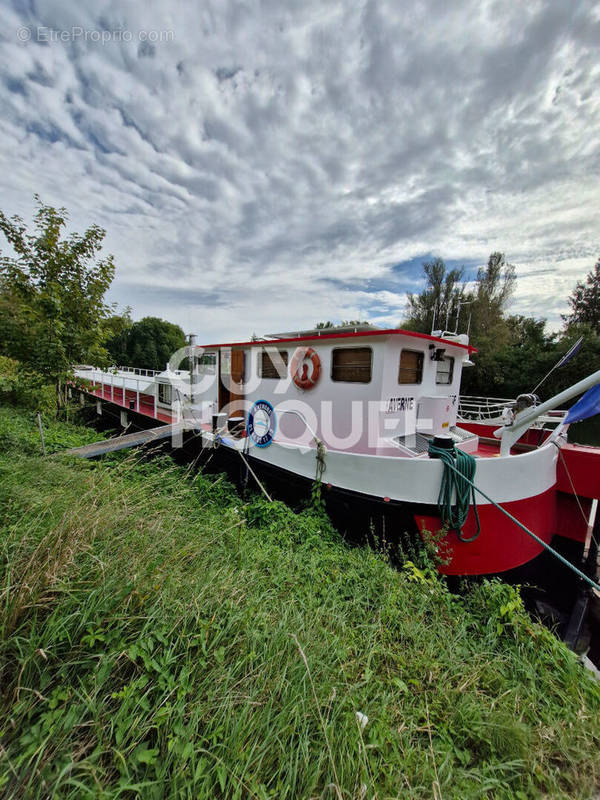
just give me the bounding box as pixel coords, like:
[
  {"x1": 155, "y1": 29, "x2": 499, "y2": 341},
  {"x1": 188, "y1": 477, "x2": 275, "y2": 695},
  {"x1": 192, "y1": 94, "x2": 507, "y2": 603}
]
[
  {"x1": 218, "y1": 349, "x2": 245, "y2": 411},
  {"x1": 230, "y1": 349, "x2": 245, "y2": 407}
]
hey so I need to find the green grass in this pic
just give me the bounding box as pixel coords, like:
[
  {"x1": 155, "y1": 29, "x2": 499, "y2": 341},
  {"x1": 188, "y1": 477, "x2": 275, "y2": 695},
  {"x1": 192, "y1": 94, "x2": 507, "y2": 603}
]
[
  {"x1": 0, "y1": 405, "x2": 108, "y2": 456},
  {"x1": 1, "y1": 406, "x2": 600, "y2": 798}
]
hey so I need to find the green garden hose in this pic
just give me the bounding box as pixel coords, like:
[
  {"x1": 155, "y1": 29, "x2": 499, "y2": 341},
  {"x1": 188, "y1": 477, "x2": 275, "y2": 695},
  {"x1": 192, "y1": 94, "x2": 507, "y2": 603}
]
[{"x1": 428, "y1": 442, "x2": 480, "y2": 542}]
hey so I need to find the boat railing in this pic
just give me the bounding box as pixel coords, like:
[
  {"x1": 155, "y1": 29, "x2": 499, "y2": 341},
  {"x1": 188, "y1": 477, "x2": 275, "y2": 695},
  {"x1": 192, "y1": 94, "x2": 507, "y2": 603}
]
[
  {"x1": 73, "y1": 365, "x2": 161, "y2": 378},
  {"x1": 458, "y1": 395, "x2": 568, "y2": 425},
  {"x1": 73, "y1": 367, "x2": 181, "y2": 421},
  {"x1": 116, "y1": 365, "x2": 161, "y2": 377},
  {"x1": 458, "y1": 396, "x2": 514, "y2": 421}
]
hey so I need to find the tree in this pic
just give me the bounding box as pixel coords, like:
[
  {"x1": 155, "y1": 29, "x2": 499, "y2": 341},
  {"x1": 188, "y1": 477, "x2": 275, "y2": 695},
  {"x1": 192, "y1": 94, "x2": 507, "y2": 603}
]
[
  {"x1": 315, "y1": 320, "x2": 364, "y2": 329},
  {"x1": 401, "y1": 252, "x2": 552, "y2": 396},
  {"x1": 103, "y1": 307, "x2": 133, "y2": 365},
  {"x1": 0, "y1": 197, "x2": 115, "y2": 410},
  {"x1": 543, "y1": 324, "x2": 600, "y2": 399},
  {"x1": 468, "y1": 252, "x2": 516, "y2": 340},
  {"x1": 460, "y1": 253, "x2": 517, "y2": 394},
  {"x1": 403, "y1": 258, "x2": 465, "y2": 333},
  {"x1": 563, "y1": 259, "x2": 600, "y2": 333},
  {"x1": 115, "y1": 317, "x2": 187, "y2": 371},
  {"x1": 462, "y1": 314, "x2": 557, "y2": 398}
]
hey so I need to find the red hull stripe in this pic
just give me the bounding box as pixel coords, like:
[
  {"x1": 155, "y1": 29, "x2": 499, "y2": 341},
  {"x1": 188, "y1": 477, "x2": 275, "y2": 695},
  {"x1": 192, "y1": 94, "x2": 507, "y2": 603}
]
[
  {"x1": 556, "y1": 443, "x2": 600, "y2": 500},
  {"x1": 415, "y1": 487, "x2": 557, "y2": 575},
  {"x1": 556, "y1": 491, "x2": 592, "y2": 544}
]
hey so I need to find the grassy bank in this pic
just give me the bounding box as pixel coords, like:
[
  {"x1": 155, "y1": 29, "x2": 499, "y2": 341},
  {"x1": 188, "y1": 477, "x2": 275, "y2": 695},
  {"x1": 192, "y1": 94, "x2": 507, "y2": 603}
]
[{"x1": 1, "y1": 407, "x2": 600, "y2": 799}]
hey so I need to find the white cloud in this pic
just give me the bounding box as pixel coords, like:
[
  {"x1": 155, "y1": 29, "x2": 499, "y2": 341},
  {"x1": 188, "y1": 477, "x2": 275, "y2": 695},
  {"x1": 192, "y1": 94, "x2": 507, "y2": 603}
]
[{"x1": 0, "y1": 0, "x2": 598, "y2": 344}]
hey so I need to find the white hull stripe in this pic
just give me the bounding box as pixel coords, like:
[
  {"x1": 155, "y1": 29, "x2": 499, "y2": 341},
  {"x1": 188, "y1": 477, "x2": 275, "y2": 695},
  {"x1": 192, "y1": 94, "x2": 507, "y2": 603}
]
[{"x1": 211, "y1": 434, "x2": 557, "y2": 506}]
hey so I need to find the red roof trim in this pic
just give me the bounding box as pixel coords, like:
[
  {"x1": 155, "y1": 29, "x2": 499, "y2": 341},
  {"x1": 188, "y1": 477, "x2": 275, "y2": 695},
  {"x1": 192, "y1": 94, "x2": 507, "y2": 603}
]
[{"x1": 198, "y1": 328, "x2": 477, "y2": 353}]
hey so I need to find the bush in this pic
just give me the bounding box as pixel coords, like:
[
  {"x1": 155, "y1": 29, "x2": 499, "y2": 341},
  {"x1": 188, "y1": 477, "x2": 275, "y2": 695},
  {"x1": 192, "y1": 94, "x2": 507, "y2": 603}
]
[{"x1": 0, "y1": 356, "x2": 55, "y2": 412}]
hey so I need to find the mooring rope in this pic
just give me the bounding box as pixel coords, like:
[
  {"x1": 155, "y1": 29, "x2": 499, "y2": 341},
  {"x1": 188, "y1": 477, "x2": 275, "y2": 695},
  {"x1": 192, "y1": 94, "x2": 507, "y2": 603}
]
[
  {"x1": 237, "y1": 449, "x2": 273, "y2": 502},
  {"x1": 315, "y1": 438, "x2": 327, "y2": 483},
  {"x1": 441, "y1": 456, "x2": 600, "y2": 594},
  {"x1": 428, "y1": 441, "x2": 481, "y2": 542},
  {"x1": 551, "y1": 440, "x2": 596, "y2": 534}
]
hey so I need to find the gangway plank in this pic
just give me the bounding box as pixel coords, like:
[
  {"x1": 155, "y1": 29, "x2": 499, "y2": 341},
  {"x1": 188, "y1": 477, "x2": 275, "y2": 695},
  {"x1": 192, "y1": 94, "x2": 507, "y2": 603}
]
[{"x1": 61, "y1": 423, "x2": 190, "y2": 459}]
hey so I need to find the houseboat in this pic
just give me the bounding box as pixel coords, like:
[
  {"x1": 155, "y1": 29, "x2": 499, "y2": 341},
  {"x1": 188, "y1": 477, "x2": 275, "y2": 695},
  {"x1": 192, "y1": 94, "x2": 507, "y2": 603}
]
[{"x1": 75, "y1": 324, "x2": 600, "y2": 583}]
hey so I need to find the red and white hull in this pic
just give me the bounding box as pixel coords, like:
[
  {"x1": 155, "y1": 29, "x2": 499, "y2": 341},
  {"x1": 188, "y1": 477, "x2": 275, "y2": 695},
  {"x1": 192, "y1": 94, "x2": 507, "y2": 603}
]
[{"x1": 205, "y1": 428, "x2": 560, "y2": 575}]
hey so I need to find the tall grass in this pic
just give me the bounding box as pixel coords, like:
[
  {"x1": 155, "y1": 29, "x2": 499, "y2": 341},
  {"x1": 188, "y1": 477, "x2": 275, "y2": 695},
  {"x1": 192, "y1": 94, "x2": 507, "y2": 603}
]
[{"x1": 1, "y1": 406, "x2": 600, "y2": 798}]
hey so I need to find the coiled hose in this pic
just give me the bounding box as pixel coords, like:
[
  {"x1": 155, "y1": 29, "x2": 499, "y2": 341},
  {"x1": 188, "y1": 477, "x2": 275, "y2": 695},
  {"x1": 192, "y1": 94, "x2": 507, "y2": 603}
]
[{"x1": 428, "y1": 441, "x2": 480, "y2": 542}]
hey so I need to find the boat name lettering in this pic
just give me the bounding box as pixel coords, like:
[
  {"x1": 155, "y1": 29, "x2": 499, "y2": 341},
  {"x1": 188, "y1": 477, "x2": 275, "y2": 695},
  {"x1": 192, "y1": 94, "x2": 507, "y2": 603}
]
[{"x1": 386, "y1": 397, "x2": 415, "y2": 413}]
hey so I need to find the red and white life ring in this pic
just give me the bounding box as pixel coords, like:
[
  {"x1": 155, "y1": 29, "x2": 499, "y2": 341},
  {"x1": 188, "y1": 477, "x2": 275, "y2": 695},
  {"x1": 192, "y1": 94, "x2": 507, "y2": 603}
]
[{"x1": 291, "y1": 347, "x2": 321, "y2": 390}]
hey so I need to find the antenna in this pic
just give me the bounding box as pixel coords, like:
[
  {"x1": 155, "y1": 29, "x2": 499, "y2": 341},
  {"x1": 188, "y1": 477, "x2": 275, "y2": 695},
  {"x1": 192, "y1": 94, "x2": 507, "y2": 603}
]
[
  {"x1": 454, "y1": 300, "x2": 472, "y2": 334},
  {"x1": 431, "y1": 302, "x2": 437, "y2": 336}
]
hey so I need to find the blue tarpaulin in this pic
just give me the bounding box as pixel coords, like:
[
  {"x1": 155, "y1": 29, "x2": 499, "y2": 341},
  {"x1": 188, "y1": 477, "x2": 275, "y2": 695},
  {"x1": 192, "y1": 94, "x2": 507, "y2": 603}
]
[{"x1": 565, "y1": 384, "x2": 600, "y2": 424}]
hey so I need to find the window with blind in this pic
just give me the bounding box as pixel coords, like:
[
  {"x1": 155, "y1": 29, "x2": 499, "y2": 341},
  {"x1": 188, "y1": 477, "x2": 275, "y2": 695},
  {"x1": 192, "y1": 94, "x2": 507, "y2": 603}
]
[
  {"x1": 331, "y1": 347, "x2": 372, "y2": 383},
  {"x1": 398, "y1": 349, "x2": 424, "y2": 384},
  {"x1": 260, "y1": 349, "x2": 288, "y2": 379},
  {"x1": 435, "y1": 356, "x2": 455, "y2": 385}
]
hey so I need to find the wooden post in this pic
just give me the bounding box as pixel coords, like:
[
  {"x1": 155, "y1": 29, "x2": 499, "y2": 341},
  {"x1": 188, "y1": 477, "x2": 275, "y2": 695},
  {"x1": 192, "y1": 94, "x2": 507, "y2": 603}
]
[
  {"x1": 564, "y1": 501, "x2": 600, "y2": 651},
  {"x1": 36, "y1": 411, "x2": 46, "y2": 456}
]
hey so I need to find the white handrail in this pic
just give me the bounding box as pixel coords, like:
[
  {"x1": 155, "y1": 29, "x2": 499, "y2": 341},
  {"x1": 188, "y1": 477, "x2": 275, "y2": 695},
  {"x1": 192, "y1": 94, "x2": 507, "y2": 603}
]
[
  {"x1": 458, "y1": 396, "x2": 513, "y2": 421},
  {"x1": 116, "y1": 365, "x2": 160, "y2": 377},
  {"x1": 279, "y1": 408, "x2": 320, "y2": 443},
  {"x1": 458, "y1": 395, "x2": 567, "y2": 425},
  {"x1": 84, "y1": 369, "x2": 161, "y2": 418}
]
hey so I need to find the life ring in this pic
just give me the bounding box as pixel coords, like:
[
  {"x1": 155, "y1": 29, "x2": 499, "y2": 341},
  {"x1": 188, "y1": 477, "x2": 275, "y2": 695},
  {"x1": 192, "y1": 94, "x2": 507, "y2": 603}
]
[{"x1": 291, "y1": 347, "x2": 321, "y2": 390}]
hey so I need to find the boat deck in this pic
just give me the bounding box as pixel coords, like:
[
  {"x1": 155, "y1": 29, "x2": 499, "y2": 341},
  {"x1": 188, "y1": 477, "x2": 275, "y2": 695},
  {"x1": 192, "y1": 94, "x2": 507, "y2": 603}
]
[
  {"x1": 82, "y1": 381, "x2": 177, "y2": 423},
  {"x1": 77, "y1": 379, "x2": 515, "y2": 460}
]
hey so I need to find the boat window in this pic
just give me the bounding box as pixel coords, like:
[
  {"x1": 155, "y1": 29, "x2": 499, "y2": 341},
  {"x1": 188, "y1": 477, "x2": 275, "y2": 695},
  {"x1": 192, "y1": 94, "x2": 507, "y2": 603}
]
[
  {"x1": 158, "y1": 383, "x2": 172, "y2": 404},
  {"x1": 331, "y1": 347, "x2": 372, "y2": 383},
  {"x1": 435, "y1": 356, "x2": 455, "y2": 385},
  {"x1": 398, "y1": 349, "x2": 423, "y2": 384},
  {"x1": 260, "y1": 349, "x2": 288, "y2": 379},
  {"x1": 197, "y1": 353, "x2": 216, "y2": 374}
]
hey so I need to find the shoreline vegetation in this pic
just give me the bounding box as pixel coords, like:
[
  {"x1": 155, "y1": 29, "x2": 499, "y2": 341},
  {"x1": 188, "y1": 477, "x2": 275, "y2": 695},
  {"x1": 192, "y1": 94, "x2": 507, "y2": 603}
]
[{"x1": 1, "y1": 405, "x2": 600, "y2": 798}]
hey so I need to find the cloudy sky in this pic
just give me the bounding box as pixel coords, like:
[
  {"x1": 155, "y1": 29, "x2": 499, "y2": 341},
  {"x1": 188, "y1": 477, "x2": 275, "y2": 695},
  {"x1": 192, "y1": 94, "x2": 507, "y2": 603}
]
[{"x1": 1, "y1": 0, "x2": 598, "y2": 342}]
